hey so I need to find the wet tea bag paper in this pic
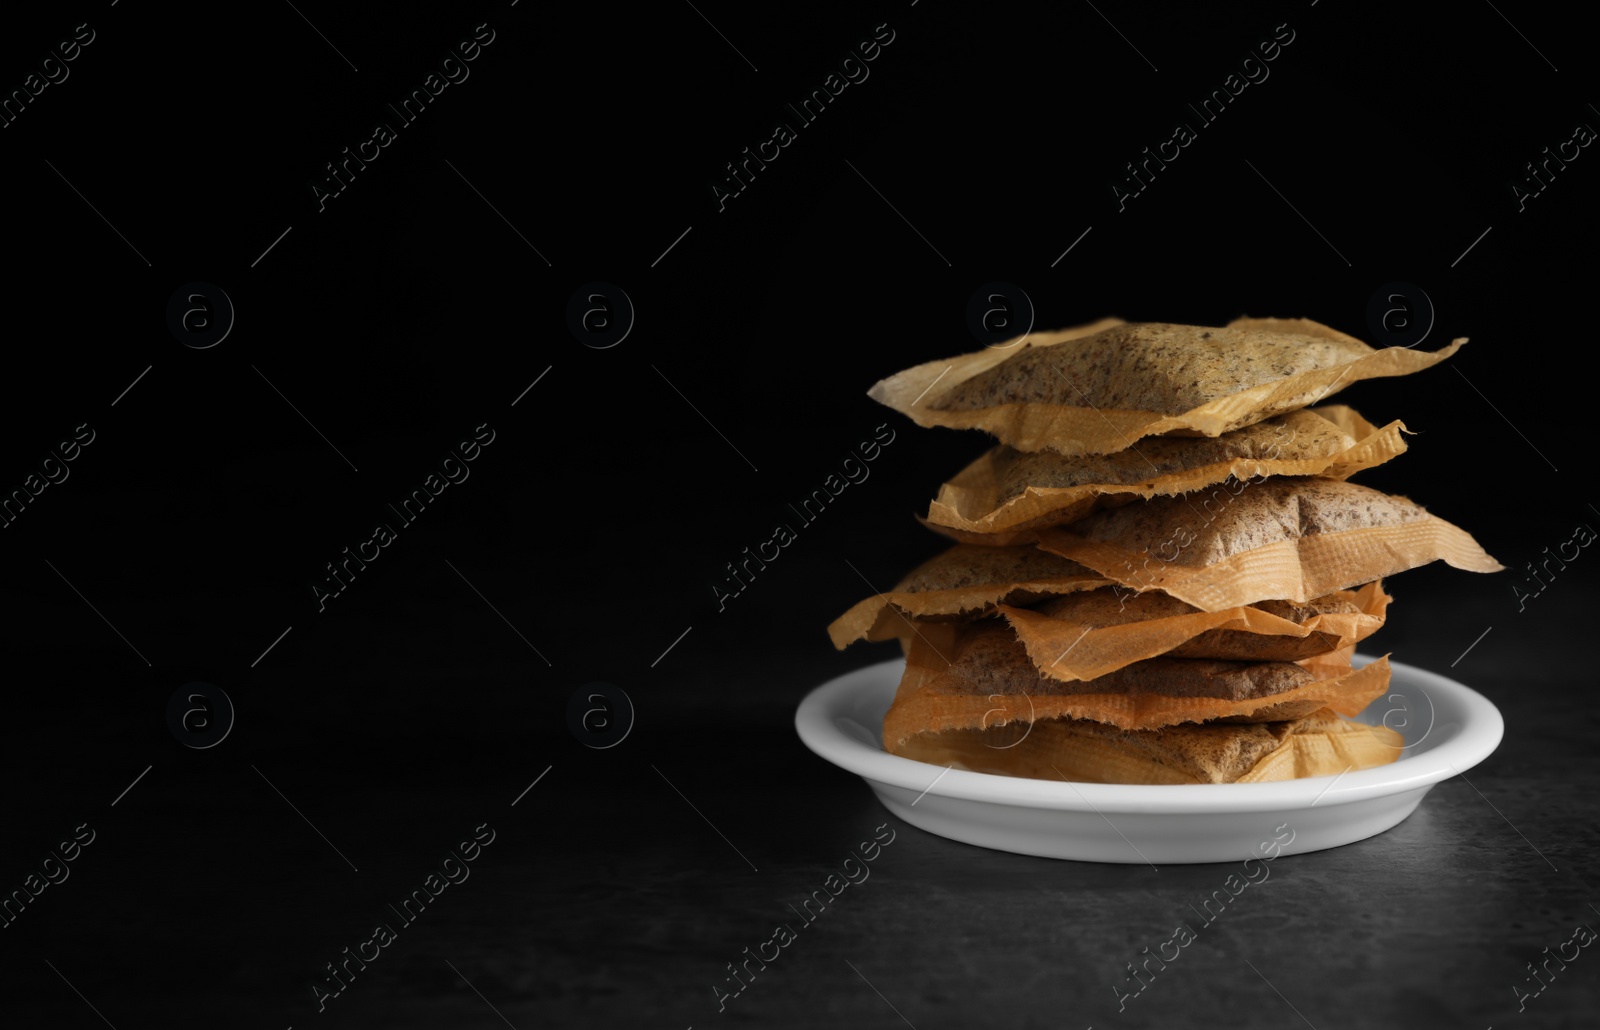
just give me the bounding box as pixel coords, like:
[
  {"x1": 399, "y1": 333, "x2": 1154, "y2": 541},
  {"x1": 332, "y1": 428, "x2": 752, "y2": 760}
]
[
  {"x1": 1035, "y1": 478, "x2": 1500, "y2": 611},
  {"x1": 892, "y1": 707, "x2": 1402, "y2": 785},
  {"x1": 879, "y1": 620, "x2": 1392, "y2": 746},
  {"x1": 1297, "y1": 642, "x2": 1359, "y2": 680},
  {"x1": 1000, "y1": 581, "x2": 1390, "y2": 682},
  {"x1": 868, "y1": 316, "x2": 1462, "y2": 455},
  {"x1": 826, "y1": 544, "x2": 1112, "y2": 648},
  {"x1": 926, "y1": 406, "x2": 1407, "y2": 542}
]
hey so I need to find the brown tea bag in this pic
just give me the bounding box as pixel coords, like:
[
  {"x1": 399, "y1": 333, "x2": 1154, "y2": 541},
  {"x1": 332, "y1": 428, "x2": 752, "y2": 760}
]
[
  {"x1": 1235, "y1": 709, "x2": 1404, "y2": 782},
  {"x1": 1035, "y1": 477, "x2": 1500, "y2": 611},
  {"x1": 999, "y1": 581, "x2": 1390, "y2": 682},
  {"x1": 868, "y1": 316, "x2": 1462, "y2": 455},
  {"x1": 1297, "y1": 639, "x2": 1351, "y2": 675},
  {"x1": 826, "y1": 544, "x2": 1112, "y2": 649},
  {"x1": 879, "y1": 620, "x2": 1392, "y2": 746},
  {"x1": 892, "y1": 707, "x2": 1402, "y2": 785},
  {"x1": 924, "y1": 406, "x2": 1407, "y2": 543}
]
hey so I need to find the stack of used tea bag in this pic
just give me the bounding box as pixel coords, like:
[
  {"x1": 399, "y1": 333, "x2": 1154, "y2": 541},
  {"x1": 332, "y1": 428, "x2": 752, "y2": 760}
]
[{"x1": 828, "y1": 317, "x2": 1501, "y2": 784}]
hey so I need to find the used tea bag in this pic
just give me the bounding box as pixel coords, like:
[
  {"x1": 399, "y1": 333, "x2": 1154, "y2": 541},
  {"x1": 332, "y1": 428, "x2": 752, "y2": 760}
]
[
  {"x1": 826, "y1": 544, "x2": 1111, "y2": 648},
  {"x1": 925, "y1": 406, "x2": 1407, "y2": 543},
  {"x1": 1035, "y1": 477, "x2": 1500, "y2": 611},
  {"x1": 999, "y1": 581, "x2": 1390, "y2": 682},
  {"x1": 878, "y1": 619, "x2": 1392, "y2": 746},
  {"x1": 892, "y1": 707, "x2": 1402, "y2": 785},
  {"x1": 1233, "y1": 709, "x2": 1404, "y2": 783},
  {"x1": 868, "y1": 316, "x2": 1462, "y2": 455}
]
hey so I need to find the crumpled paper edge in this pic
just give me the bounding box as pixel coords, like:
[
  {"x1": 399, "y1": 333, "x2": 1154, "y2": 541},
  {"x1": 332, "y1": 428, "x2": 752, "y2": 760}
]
[
  {"x1": 1000, "y1": 581, "x2": 1391, "y2": 682},
  {"x1": 926, "y1": 405, "x2": 1408, "y2": 539},
  {"x1": 880, "y1": 620, "x2": 1394, "y2": 745},
  {"x1": 868, "y1": 316, "x2": 1462, "y2": 455},
  {"x1": 1036, "y1": 515, "x2": 1501, "y2": 612}
]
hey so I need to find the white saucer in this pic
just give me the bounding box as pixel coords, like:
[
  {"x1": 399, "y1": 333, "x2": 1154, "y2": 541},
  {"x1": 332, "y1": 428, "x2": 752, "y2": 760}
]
[{"x1": 794, "y1": 653, "x2": 1503, "y2": 864}]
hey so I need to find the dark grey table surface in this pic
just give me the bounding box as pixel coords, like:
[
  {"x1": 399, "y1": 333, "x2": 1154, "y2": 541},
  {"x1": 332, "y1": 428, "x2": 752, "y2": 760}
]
[{"x1": 8, "y1": 563, "x2": 1594, "y2": 1030}]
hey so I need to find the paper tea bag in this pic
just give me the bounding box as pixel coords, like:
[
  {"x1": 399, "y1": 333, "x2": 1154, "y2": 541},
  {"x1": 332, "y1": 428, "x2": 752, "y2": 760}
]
[
  {"x1": 827, "y1": 544, "x2": 1111, "y2": 648},
  {"x1": 891, "y1": 706, "x2": 1402, "y2": 785},
  {"x1": 999, "y1": 581, "x2": 1390, "y2": 681},
  {"x1": 878, "y1": 620, "x2": 1392, "y2": 747},
  {"x1": 925, "y1": 406, "x2": 1406, "y2": 543},
  {"x1": 868, "y1": 316, "x2": 1462, "y2": 455},
  {"x1": 1035, "y1": 477, "x2": 1500, "y2": 611}
]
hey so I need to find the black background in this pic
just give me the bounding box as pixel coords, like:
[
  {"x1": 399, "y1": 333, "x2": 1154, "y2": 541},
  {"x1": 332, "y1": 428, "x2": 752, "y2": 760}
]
[{"x1": 2, "y1": 2, "x2": 1595, "y2": 1028}]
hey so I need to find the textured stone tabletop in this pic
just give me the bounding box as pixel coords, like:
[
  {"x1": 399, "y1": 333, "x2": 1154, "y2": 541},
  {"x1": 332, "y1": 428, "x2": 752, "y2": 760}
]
[{"x1": 6, "y1": 571, "x2": 1593, "y2": 1030}]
